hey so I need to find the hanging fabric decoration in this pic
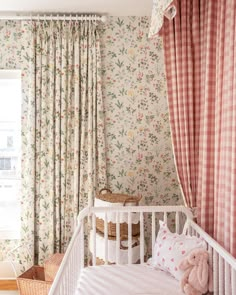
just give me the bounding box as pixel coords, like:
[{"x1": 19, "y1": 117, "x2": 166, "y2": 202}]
[
  {"x1": 149, "y1": 0, "x2": 177, "y2": 38},
  {"x1": 20, "y1": 18, "x2": 107, "y2": 265}
]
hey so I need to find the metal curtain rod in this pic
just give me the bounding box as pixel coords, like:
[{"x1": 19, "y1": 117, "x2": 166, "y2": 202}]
[{"x1": 0, "y1": 14, "x2": 107, "y2": 22}]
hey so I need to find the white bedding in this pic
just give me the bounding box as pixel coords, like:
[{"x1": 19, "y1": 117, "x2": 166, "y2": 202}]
[{"x1": 77, "y1": 264, "x2": 184, "y2": 295}]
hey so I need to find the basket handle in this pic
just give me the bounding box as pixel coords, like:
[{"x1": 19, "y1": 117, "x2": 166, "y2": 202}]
[
  {"x1": 120, "y1": 235, "x2": 140, "y2": 250},
  {"x1": 6, "y1": 243, "x2": 33, "y2": 277},
  {"x1": 123, "y1": 194, "x2": 142, "y2": 206},
  {"x1": 99, "y1": 188, "x2": 112, "y2": 194}
]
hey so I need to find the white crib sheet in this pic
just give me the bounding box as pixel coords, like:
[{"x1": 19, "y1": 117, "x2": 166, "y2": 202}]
[{"x1": 77, "y1": 264, "x2": 184, "y2": 295}]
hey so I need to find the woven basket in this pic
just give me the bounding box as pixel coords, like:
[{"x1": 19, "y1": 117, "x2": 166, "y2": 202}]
[
  {"x1": 17, "y1": 266, "x2": 51, "y2": 295},
  {"x1": 96, "y1": 219, "x2": 140, "y2": 237},
  {"x1": 96, "y1": 188, "x2": 142, "y2": 236},
  {"x1": 44, "y1": 253, "x2": 64, "y2": 282},
  {"x1": 96, "y1": 188, "x2": 142, "y2": 204}
]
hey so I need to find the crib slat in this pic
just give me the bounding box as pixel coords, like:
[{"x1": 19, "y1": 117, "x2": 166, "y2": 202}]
[
  {"x1": 152, "y1": 212, "x2": 155, "y2": 256},
  {"x1": 208, "y1": 245, "x2": 213, "y2": 265},
  {"x1": 72, "y1": 246, "x2": 76, "y2": 289},
  {"x1": 116, "y1": 212, "x2": 120, "y2": 264},
  {"x1": 219, "y1": 256, "x2": 224, "y2": 294},
  {"x1": 92, "y1": 213, "x2": 96, "y2": 266},
  {"x1": 188, "y1": 223, "x2": 192, "y2": 236},
  {"x1": 140, "y1": 212, "x2": 144, "y2": 264},
  {"x1": 87, "y1": 214, "x2": 91, "y2": 266},
  {"x1": 231, "y1": 268, "x2": 236, "y2": 295},
  {"x1": 224, "y1": 261, "x2": 230, "y2": 295},
  {"x1": 128, "y1": 211, "x2": 132, "y2": 265},
  {"x1": 104, "y1": 213, "x2": 108, "y2": 265},
  {"x1": 81, "y1": 221, "x2": 84, "y2": 269},
  {"x1": 213, "y1": 249, "x2": 219, "y2": 295},
  {"x1": 175, "y1": 211, "x2": 180, "y2": 234},
  {"x1": 164, "y1": 212, "x2": 167, "y2": 224}
]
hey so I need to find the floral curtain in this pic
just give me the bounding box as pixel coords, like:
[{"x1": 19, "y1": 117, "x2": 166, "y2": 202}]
[
  {"x1": 162, "y1": 0, "x2": 236, "y2": 257},
  {"x1": 21, "y1": 20, "x2": 107, "y2": 264}
]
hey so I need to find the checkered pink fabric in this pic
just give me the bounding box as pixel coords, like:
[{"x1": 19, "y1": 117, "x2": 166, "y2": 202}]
[{"x1": 162, "y1": 0, "x2": 236, "y2": 257}]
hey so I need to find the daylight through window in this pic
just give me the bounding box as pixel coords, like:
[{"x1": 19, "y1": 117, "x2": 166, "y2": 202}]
[{"x1": 0, "y1": 70, "x2": 21, "y2": 240}]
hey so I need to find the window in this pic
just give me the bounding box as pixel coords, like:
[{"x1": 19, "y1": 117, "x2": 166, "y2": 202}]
[{"x1": 0, "y1": 70, "x2": 21, "y2": 240}]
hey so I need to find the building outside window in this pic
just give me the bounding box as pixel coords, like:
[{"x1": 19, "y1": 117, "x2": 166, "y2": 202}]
[{"x1": 0, "y1": 70, "x2": 21, "y2": 240}]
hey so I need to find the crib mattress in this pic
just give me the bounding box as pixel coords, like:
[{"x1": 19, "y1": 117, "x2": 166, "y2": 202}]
[{"x1": 77, "y1": 264, "x2": 184, "y2": 295}]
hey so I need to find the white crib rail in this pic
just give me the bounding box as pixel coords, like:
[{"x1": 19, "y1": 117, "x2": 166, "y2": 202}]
[
  {"x1": 48, "y1": 208, "x2": 89, "y2": 295},
  {"x1": 187, "y1": 220, "x2": 236, "y2": 295},
  {"x1": 49, "y1": 206, "x2": 236, "y2": 295},
  {"x1": 82, "y1": 205, "x2": 192, "y2": 266}
]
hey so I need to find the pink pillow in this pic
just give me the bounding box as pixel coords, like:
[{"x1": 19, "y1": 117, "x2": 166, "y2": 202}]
[{"x1": 150, "y1": 221, "x2": 206, "y2": 281}]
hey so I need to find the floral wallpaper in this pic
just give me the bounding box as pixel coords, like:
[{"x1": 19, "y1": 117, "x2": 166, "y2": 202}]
[
  {"x1": 0, "y1": 17, "x2": 183, "y2": 261},
  {"x1": 100, "y1": 16, "x2": 182, "y2": 207}
]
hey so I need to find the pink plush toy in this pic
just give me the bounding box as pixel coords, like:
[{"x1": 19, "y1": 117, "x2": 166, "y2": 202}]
[{"x1": 179, "y1": 248, "x2": 213, "y2": 295}]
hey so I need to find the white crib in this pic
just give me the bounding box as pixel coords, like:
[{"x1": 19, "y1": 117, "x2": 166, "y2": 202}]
[{"x1": 49, "y1": 206, "x2": 236, "y2": 295}]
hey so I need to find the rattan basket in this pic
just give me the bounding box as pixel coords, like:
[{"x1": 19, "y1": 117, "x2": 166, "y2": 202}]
[
  {"x1": 17, "y1": 266, "x2": 51, "y2": 295},
  {"x1": 95, "y1": 188, "x2": 142, "y2": 236},
  {"x1": 44, "y1": 253, "x2": 64, "y2": 282}
]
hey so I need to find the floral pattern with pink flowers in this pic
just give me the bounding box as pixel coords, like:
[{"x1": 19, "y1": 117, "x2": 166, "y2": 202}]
[
  {"x1": 0, "y1": 17, "x2": 183, "y2": 264},
  {"x1": 100, "y1": 17, "x2": 182, "y2": 207}
]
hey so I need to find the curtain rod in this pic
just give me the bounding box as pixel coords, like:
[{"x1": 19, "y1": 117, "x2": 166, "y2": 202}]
[{"x1": 0, "y1": 14, "x2": 107, "y2": 22}]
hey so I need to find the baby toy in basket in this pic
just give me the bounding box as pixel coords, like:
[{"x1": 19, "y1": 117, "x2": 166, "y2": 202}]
[{"x1": 179, "y1": 248, "x2": 213, "y2": 295}]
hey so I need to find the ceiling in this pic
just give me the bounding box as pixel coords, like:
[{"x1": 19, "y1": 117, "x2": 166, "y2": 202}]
[{"x1": 0, "y1": 0, "x2": 153, "y2": 17}]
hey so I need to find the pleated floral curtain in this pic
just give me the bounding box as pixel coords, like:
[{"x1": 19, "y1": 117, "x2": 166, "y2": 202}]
[{"x1": 20, "y1": 19, "x2": 107, "y2": 264}]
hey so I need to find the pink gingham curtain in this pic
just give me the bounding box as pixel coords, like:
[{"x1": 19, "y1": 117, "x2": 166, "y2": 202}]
[{"x1": 162, "y1": 0, "x2": 236, "y2": 257}]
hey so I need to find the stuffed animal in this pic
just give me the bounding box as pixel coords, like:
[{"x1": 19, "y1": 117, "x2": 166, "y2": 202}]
[{"x1": 179, "y1": 248, "x2": 213, "y2": 295}]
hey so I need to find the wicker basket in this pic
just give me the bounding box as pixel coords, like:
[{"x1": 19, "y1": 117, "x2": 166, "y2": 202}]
[
  {"x1": 17, "y1": 266, "x2": 51, "y2": 295},
  {"x1": 44, "y1": 253, "x2": 64, "y2": 282},
  {"x1": 96, "y1": 219, "x2": 140, "y2": 237},
  {"x1": 95, "y1": 188, "x2": 142, "y2": 236}
]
